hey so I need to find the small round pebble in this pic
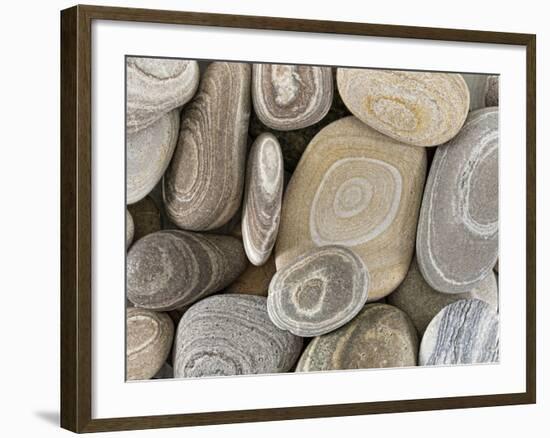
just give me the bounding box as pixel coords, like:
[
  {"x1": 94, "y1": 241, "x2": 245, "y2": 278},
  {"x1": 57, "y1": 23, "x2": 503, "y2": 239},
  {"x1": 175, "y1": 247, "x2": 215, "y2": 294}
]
[{"x1": 126, "y1": 308, "x2": 174, "y2": 380}]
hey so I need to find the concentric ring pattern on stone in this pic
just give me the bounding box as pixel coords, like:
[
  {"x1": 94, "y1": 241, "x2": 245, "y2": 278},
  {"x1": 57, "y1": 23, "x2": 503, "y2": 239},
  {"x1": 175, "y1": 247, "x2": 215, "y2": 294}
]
[
  {"x1": 419, "y1": 299, "x2": 499, "y2": 365},
  {"x1": 337, "y1": 68, "x2": 469, "y2": 146},
  {"x1": 242, "y1": 133, "x2": 284, "y2": 266},
  {"x1": 387, "y1": 257, "x2": 498, "y2": 334},
  {"x1": 275, "y1": 116, "x2": 427, "y2": 300},
  {"x1": 126, "y1": 57, "x2": 199, "y2": 133},
  {"x1": 126, "y1": 308, "x2": 174, "y2": 380},
  {"x1": 126, "y1": 109, "x2": 179, "y2": 204},
  {"x1": 126, "y1": 230, "x2": 247, "y2": 310},
  {"x1": 252, "y1": 64, "x2": 333, "y2": 131},
  {"x1": 268, "y1": 245, "x2": 369, "y2": 337},
  {"x1": 416, "y1": 107, "x2": 498, "y2": 293},
  {"x1": 174, "y1": 294, "x2": 303, "y2": 378},
  {"x1": 296, "y1": 303, "x2": 418, "y2": 371},
  {"x1": 164, "y1": 62, "x2": 251, "y2": 231}
]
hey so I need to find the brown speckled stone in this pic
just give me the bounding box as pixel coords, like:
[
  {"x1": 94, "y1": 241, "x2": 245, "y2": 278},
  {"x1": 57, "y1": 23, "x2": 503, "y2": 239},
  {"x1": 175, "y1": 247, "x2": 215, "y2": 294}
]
[
  {"x1": 126, "y1": 308, "x2": 174, "y2": 380},
  {"x1": 296, "y1": 303, "x2": 418, "y2": 371}
]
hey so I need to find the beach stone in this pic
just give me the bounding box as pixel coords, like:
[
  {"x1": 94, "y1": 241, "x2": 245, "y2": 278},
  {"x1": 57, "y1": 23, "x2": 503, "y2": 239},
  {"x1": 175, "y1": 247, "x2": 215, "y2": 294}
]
[
  {"x1": 419, "y1": 299, "x2": 499, "y2": 365},
  {"x1": 126, "y1": 308, "x2": 174, "y2": 380},
  {"x1": 226, "y1": 255, "x2": 276, "y2": 296},
  {"x1": 252, "y1": 64, "x2": 333, "y2": 131},
  {"x1": 242, "y1": 133, "x2": 284, "y2": 266},
  {"x1": 127, "y1": 196, "x2": 161, "y2": 241},
  {"x1": 337, "y1": 68, "x2": 469, "y2": 147},
  {"x1": 249, "y1": 69, "x2": 351, "y2": 172},
  {"x1": 174, "y1": 294, "x2": 303, "y2": 377},
  {"x1": 164, "y1": 62, "x2": 251, "y2": 231},
  {"x1": 275, "y1": 116, "x2": 427, "y2": 300},
  {"x1": 126, "y1": 57, "x2": 199, "y2": 133},
  {"x1": 296, "y1": 303, "x2": 418, "y2": 371},
  {"x1": 126, "y1": 209, "x2": 134, "y2": 249},
  {"x1": 387, "y1": 257, "x2": 498, "y2": 334},
  {"x1": 485, "y1": 76, "x2": 499, "y2": 106},
  {"x1": 417, "y1": 107, "x2": 498, "y2": 293},
  {"x1": 268, "y1": 245, "x2": 369, "y2": 337},
  {"x1": 127, "y1": 230, "x2": 247, "y2": 310},
  {"x1": 127, "y1": 109, "x2": 179, "y2": 204},
  {"x1": 461, "y1": 74, "x2": 496, "y2": 110}
]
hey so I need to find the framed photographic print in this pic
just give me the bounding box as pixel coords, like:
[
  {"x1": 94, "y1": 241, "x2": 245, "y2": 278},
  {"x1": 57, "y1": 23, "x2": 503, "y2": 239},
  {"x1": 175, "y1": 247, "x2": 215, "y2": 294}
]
[{"x1": 60, "y1": 4, "x2": 536, "y2": 433}]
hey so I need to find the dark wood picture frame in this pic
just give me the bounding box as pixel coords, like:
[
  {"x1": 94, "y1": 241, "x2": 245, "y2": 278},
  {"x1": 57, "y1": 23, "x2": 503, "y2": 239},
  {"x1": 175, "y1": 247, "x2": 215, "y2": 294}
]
[{"x1": 60, "y1": 4, "x2": 536, "y2": 433}]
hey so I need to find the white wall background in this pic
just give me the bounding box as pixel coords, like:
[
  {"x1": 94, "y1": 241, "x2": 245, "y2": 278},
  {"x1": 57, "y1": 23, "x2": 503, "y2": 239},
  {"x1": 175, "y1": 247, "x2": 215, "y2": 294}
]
[{"x1": 0, "y1": 0, "x2": 546, "y2": 437}]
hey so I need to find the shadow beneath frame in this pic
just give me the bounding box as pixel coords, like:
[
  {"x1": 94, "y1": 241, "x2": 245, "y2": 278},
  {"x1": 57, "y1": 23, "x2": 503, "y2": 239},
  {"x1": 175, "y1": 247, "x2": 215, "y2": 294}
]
[{"x1": 34, "y1": 410, "x2": 59, "y2": 427}]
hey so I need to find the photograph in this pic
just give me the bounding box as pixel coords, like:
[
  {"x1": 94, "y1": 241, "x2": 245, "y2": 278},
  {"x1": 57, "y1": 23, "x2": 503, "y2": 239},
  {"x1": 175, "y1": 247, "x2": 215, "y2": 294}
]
[{"x1": 124, "y1": 58, "x2": 500, "y2": 381}]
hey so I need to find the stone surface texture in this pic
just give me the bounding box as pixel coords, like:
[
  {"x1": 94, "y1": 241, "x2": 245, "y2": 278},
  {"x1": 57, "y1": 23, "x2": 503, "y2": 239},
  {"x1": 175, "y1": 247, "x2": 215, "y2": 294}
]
[
  {"x1": 225, "y1": 255, "x2": 276, "y2": 296},
  {"x1": 174, "y1": 294, "x2": 303, "y2": 377},
  {"x1": 164, "y1": 62, "x2": 251, "y2": 231},
  {"x1": 485, "y1": 76, "x2": 499, "y2": 107},
  {"x1": 462, "y1": 74, "x2": 492, "y2": 110},
  {"x1": 275, "y1": 116, "x2": 427, "y2": 300},
  {"x1": 127, "y1": 196, "x2": 162, "y2": 241},
  {"x1": 127, "y1": 230, "x2": 247, "y2": 310},
  {"x1": 417, "y1": 107, "x2": 499, "y2": 293},
  {"x1": 126, "y1": 209, "x2": 134, "y2": 249},
  {"x1": 296, "y1": 303, "x2": 418, "y2": 371},
  {"x1": 252, "y1": 64, "x2": 333, "y2": 130},
  {"x1": 268, "y1": 245, "x2": 369, "y2": 337},
  {"x1": 387, "y1": 257, "x2": 498, "y2": 334},
  {"x1": 126, "y1": 58, "x2": 199, "y2": 133},
  {"x1": 126, "y1": 308, "x2": 174, "y2": 380},
  {"x1": 242, "y1": 133, "x2": 284, "y2": 266},
  {"x1": 127, "y1": 109, "x2": 179, "y2": 204},
  {"x1": 419, "y1": 299, "x2": 499, "y2": 365},
  {"x1": 337, "y1": 68, "x2": 469, "y2": 147}
]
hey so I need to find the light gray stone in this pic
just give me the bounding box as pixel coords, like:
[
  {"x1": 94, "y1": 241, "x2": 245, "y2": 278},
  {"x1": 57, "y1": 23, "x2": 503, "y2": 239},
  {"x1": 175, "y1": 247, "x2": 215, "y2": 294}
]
[
  {"x1": 174, "y1": 294, "x2": 303, "y2": 378},
  {"x1": 126, "y1": 209, "x2": 134, "y2": 249},
  {"x1": 268, "y1": 245, "x2": 369, "y2": 337},
  {"x1": 417, "y1": 107, "x2": 498, "y2": 293},
  {"x1": 419, "y1": 299, "x2": 499, "y2": 365}
]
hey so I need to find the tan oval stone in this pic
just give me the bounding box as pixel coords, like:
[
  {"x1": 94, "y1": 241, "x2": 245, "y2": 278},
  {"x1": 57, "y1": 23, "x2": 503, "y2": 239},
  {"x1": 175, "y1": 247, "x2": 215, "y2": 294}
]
[
  {"x1": 126, "y1": 308, "x2": 174, "y2": 380},
  {"x1": 296, "y1": 303, "x2": 418, "y2": 371},
  {"x1": 275, "y1": 116, "x2": 427, "y2": 300},
  {"x1": 337, "y1": 68, "x2": 469, "y2": 146}
]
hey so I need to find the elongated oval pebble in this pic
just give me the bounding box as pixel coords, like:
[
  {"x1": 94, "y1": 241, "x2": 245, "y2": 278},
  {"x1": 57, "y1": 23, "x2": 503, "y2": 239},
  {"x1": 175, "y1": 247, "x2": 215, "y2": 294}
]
[
  {"x1": 126, "y1": 308, "x2": 174, "y2": 380},
  {"x1": 419, "y1": 299, "x2": 499, "y2": 365},
  {"x1": 126, "y1": 57, "x2": 199, "y2": 133},
  {"x1": 387, "y1": 257, "x2": 498, "y2": 334},
  {"x1": 127, "y1": 109, "x2": 179, "y2": 204},
  {"x1": 126, "y1": 209, "x2": 134, "y2": 249},
  {"x1": 416, "y1": 107, "x2": 498, "y2": 293},
  {"x1": 127, "y1": 230, "x2": 247, "y2": 310},
  {"x1": 276, "y1": 116, "x2": 426, "y2": 300},
  {"x1": 164, "y1": 62, "x2": 251, "y2": 230},
  {"x1": 174, "y1": 294, "x2": 302, "y2": 378},
  {"x1": 252, "y1": 64, "x2": 333, "y2": 130},
  {"x1": 268, "y1": 246, "x2": 369, "y2": 337},
  {"x1": 337, "y1": 68, "x2": 469, "y2": 146},
  {"x1": 127, "y1": 196, "x2": 161, "y2": 241},
  {"x1": 296, "y1": 303, "x2": 417, "y2": 371},
  {"x1": 242, "y1": 133, "x2": 284, "y2": 265}
]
